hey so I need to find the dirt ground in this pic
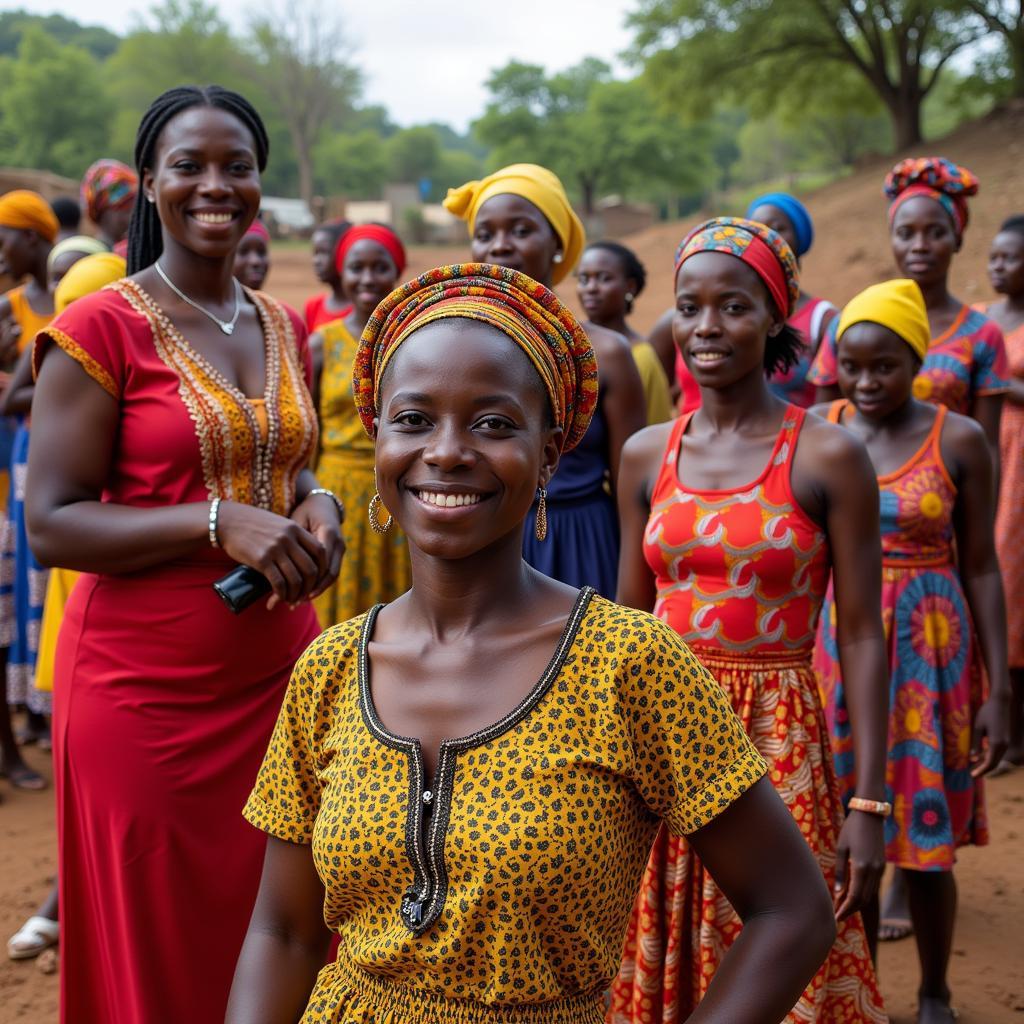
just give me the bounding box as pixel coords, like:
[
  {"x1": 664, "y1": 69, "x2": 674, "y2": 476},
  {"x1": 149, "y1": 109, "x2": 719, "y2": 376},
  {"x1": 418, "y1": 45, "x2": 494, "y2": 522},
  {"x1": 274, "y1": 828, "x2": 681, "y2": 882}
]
[{"x1": 3, "y1": 101, "x2": 1024, "y2": 1022}]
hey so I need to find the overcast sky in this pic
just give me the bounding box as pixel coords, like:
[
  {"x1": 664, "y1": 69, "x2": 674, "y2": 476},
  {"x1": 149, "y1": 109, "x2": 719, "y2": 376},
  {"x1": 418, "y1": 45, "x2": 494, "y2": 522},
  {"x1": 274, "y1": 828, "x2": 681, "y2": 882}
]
[{"x1": 14, "y1": 0, "x2": 636, "y2": 130}]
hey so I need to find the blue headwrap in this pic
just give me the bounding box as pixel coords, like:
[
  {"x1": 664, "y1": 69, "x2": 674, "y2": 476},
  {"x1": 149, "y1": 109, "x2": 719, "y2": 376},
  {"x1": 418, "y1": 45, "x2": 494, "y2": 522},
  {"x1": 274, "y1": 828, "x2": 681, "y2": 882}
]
[{"x1": 746, "y1": 192, "x2": 814, "y2": 257}]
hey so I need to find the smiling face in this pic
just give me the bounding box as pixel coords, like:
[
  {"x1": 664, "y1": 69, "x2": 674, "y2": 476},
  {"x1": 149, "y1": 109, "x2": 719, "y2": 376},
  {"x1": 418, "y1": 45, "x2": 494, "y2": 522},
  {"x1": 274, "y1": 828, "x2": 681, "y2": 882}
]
[
  {"x1": 233, "y1": 233, "x2": 270, "y2": 290},
  {"x1": 470, "y1": 195, "x2": 562, "y2": 286},
  {"x1": 890, "y1": 196, "x2": 958, "y2": 288},
  {"x1": 143, "y1": 105, "x2": 262, "y2": 262},
  {"x1": 577, "y1": 247, "x2": 633, "y2": 323},
  {"x1": 341, "y1": 239, "x2": 399, "y2": 320},
  {"x1": 374, "y1": 319, "x2": 561, "y2": 561},
  {"x1": 836, "y1": 321, "x2": 919, "y2": 419},
  {"x1": 672, "y1": 251, "x2": 783, "y2": 388},
  {"x1": 988, "y1": 229, "x2": 1024, "y2": 299},
  {"x1": 311, "y1": 228, "x2": 339, "y2": 285}
]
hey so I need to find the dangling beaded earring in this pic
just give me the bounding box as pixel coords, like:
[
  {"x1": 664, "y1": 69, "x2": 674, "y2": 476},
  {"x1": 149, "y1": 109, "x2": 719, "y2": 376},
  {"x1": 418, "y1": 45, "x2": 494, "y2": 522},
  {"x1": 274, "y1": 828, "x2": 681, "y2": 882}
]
[
  {"x1": 368, "y1": 493, "x2": 393, "y2": 534},
  {"x1": 535, "y1": 487, "x2": 548, "y2": 542}
]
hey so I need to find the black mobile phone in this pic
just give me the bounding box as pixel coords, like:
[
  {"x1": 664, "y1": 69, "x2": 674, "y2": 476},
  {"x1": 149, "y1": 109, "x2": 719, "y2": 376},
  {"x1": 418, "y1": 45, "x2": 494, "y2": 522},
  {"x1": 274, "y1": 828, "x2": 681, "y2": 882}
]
[{"x1": 212, "y1": 564, "x2": 272, "y2": 615}]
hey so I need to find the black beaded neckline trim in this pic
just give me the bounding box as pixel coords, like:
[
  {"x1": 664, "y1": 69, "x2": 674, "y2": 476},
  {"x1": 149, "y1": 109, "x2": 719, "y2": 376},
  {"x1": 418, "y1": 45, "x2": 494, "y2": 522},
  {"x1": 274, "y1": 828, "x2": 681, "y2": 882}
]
[{"x1": 357, "y1": 586, "x2": 595, "y2": 935}]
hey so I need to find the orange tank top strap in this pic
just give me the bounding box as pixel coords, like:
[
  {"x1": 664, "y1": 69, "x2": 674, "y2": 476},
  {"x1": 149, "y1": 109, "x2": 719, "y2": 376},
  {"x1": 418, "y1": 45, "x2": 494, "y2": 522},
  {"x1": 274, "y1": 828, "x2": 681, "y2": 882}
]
[
  {"x1": 825, "y1": 399, "x2": 849, "y2": 425},
  {"x1": 761, "y1": 404, "x2": 812, "y2": 511},
  {"x1": 650, "y1": 412, "x2": 695, "y2": 507},
  {"x1": 876, "y1": 404, "x2": 954, "y2": 491}
]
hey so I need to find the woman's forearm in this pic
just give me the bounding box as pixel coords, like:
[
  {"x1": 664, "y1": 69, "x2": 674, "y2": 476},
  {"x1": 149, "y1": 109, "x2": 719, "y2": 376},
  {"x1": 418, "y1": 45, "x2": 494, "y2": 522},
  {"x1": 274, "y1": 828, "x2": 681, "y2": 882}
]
[
  {"x1": 963, "y1": 568, "x2": 1011, "y2": 699},
  {"x1": 28, "y1": 500, "x2": 209, "y2": 573},
  {"x1": 225, "y1": 929, "x2": 328, "y2": 1024},
  {"x1": 836, "y1": 634, "x2": 889, "y2": 800},
  {"x1": 689, "y1": 903, "x2": 835, "y2": 1022}
]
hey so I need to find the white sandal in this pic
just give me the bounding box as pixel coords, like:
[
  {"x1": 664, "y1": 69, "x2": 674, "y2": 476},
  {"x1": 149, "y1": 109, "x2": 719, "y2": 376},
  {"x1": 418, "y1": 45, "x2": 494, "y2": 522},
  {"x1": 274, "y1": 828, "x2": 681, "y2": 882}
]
[{"x1": 7, "y1": 915, "x2": 59, "y2": 960}]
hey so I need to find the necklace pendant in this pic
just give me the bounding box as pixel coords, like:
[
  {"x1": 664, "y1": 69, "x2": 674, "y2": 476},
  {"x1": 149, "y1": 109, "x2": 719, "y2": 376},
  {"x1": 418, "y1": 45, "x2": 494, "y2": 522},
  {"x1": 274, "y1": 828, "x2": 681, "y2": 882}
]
[{"x1": 221, "y1": 322, "x2": 235, "y2": 335}]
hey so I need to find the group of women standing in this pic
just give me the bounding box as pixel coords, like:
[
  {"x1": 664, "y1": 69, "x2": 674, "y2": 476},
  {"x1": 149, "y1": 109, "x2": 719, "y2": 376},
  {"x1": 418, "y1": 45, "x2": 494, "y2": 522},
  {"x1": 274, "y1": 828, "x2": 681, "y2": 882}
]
[{"x1": 0, "y1": 77, "x2": 1018, "y2": 1024}]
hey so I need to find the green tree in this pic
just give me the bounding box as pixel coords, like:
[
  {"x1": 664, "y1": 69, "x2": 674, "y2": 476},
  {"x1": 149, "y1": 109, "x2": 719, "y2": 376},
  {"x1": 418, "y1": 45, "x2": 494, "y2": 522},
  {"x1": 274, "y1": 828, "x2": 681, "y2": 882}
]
[
  {"x1": 248, "y1": 0, "x2": 362, "y2": 210},
  {"x1": 474, "y1": 59, "x2": 705, "y2": 214},
  {"x1": 0, "y1": 10, "x2": 119, "y2": 61},
  {"x1": 386, "y1": 126, "x2": 443, "y2": 184},
  {"x1": 627, "y1": 0, "x2": 987, "y2": 149},
  {"x1": 0, "y1": 26, "x2": 113, "y2": 177},
  {"x1": 962, "y1": 1, "x2": 1024, "y2": 94},
  {"x1": 313, "y1": 129, "x2": 388, "y2": 199}
]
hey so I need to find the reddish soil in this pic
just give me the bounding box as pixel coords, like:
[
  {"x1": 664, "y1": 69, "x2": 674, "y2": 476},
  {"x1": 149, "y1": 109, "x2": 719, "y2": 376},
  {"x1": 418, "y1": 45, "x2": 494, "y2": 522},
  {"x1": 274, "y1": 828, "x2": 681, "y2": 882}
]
[{"x1": 3, "y1": 101, "x2": 1024, "y2": 1022}]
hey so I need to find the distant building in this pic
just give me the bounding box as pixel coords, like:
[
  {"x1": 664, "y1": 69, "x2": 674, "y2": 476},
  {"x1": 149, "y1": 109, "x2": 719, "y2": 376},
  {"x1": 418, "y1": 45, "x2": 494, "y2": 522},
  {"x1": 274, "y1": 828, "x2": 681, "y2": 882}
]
[{"x1": 259, "y1": 196, "x2": 315, "y2": 238}]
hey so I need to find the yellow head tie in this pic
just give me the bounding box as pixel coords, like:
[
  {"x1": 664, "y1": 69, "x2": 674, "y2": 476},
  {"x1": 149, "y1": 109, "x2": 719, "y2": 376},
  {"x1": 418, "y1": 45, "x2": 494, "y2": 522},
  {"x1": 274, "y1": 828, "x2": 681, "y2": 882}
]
[{"x1": 837, "y1": 279, "x2": 930, "y2": 361}]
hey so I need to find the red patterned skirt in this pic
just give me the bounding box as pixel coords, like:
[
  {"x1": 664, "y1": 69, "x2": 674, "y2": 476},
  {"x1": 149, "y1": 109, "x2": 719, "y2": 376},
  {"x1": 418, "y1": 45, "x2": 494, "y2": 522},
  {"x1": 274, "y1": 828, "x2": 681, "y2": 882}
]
[{"x1": 609, "y1": 648, "x2": 887, "y2": 1023}]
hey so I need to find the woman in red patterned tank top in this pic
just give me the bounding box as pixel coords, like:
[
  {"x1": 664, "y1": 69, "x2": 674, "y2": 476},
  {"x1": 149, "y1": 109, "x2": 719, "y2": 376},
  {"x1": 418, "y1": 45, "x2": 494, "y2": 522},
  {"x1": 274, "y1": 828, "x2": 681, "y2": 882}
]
[{"x1": 609, "y1": 218, "x2": 889, "y2": 1024}]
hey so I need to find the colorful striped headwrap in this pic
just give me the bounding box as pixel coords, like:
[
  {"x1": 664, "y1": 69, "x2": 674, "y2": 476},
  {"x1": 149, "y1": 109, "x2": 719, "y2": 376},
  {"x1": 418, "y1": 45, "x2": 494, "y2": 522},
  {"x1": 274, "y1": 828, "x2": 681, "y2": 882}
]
[
  {"x1": 80, "y1": 159, "x2": 138, "y2": 223},
  {"x1": 885, "y1": 157, "x2": 978, "y2": 239},
  {"x1": 353, "y1": 263, "x2": 598, "y2": 452},
  {"x1": 675, "y1": 217, "x2": 799, "y2": 318}
]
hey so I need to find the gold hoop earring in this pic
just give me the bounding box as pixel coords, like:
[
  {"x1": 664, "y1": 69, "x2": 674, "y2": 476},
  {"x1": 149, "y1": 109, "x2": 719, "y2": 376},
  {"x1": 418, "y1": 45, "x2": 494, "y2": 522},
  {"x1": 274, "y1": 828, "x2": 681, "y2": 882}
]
[
  {"x1": 368, "y1": 493, "x2": 393, "y2": 534},
  {"x1": 535, "y1": 487, "x2": 548, "y2": 542}
]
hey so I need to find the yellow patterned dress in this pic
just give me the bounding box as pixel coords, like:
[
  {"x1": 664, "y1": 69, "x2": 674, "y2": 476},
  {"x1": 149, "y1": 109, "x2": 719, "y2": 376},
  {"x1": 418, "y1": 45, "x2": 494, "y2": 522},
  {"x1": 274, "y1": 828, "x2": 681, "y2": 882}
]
[
  {"x1": 313, "y1": 320, "x2": 410, "y2": 627},
  {"x1": 245, "y1": 590, "x2": 768, "y2": 1023}
]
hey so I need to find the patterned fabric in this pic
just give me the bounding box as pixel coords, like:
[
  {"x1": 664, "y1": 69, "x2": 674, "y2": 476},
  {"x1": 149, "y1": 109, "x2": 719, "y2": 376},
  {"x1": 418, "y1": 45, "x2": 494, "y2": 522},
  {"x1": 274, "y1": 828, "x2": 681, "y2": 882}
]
[
  {"x1": 815, "y1": 401, "x2": 988, "y2": 870},
  {"x1": 838, "y1": 279, "x2": 930, "y2": 362},
  {"x1": 444, "y1": 163, "x2": 585, "y2": 284},
  {"x1": 0, "y1": 424, "x2": 49, "y2": 714},
  {"x1": 354, "y1": 263, "x2": 598, "y2": 452},
  {"x1": 885, "y1": 157, "x2": 978, "y2": 237},
  {"x1": 312, "y1": 320, "x2": 410, "y2": 627},
  {"x1": 977, "y1": 310, "x2": 1024, "y2": 664},
  {"x1": 808, "y1": 303, "x2": 1009, "y2": 412},
  {"x1": 612, "y1": 407, "x2": 886, "y2": 1022},
  {"x1": 0, "y1": 189, "x2": 58, "y2": 242},
  {"x1": 80, "y1": 159, "x2": 138, "y2": 222},
  {"x1": 770, "y1": 295, "x2": 836, "y2": 407},
  {"x1": 245, "y1": 592, "x2": 767, "y2": 1022},
  {"x1": 675, "y1": 216, "x2": 800, "y2": 318}
]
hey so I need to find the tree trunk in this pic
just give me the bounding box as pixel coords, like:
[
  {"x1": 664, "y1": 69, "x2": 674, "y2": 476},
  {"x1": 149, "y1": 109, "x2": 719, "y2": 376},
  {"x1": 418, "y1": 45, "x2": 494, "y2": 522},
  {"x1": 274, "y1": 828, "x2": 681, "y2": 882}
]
[
  {"x1": 579, "y1": 175, "x2": 597, "y2": 216},
  {"x1": 296, "y1": 138, "x2": 315, "y2": 213},
  {"x1": 886, "y1": 92, "x2": 924, "y2": 150},
  {"x1": 1011, "y1": 33, "x2": 1024, "y2": 98}
]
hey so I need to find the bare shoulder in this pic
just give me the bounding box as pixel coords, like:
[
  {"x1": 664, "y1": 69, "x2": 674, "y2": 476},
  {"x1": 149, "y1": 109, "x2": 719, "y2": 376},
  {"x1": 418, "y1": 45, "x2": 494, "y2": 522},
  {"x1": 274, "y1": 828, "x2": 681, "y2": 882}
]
[
  {"x1": 796, "y1": 411, "x2": 873, "y2": 480},
  {"x1": 586, "y1": 322, "x2": 634, "y2": 363},
  {"x1": 940, "y1": 408, "x2": 989, "y2": 464},
  {"x1": 622, "y1": 419, "x2": 676, "y2": 467}
]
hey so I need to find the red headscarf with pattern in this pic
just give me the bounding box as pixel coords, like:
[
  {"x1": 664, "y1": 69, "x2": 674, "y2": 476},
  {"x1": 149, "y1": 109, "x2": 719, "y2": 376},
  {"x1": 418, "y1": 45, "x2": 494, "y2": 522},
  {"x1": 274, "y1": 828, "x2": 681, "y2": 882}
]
[{"x1": 884, "y1": 157, "x2": 978, "y2": 239}]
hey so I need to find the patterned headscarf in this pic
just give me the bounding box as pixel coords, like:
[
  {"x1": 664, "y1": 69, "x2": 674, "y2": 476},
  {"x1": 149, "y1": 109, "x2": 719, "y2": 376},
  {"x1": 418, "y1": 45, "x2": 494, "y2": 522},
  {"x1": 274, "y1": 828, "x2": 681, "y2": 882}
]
[
  {"x1": 444, "y1": 164, "x2": 585, "y2": 285},
  {"x1": 0, "y1": 189, "x2": 59, "y2": 243},
  {"x1": 675, "y1": 217, "x2": 800, "y2": 318},
  {"x1": 80, "y1": 160, "x2": 139, "y2": 223},
  {"x1": 884, "y1": 157, "x2": 978, "y2": 239},
  {"x1": 335, "y1": 223, "x2": 406, "y2": 275},
  {"x1": 353, "y1": 263, "x2": 598, "y2": 452}
]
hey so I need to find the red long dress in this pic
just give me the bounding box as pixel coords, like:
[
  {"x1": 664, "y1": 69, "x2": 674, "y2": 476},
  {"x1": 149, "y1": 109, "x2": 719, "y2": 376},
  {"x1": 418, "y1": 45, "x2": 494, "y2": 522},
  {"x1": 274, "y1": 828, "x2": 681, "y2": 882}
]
[
  {"x1": 34, "y1": 280, "x2": 321, "y2": 1024},
  {"x1": 609, "y1": 407, "x2": 886, "y2": 1023}
]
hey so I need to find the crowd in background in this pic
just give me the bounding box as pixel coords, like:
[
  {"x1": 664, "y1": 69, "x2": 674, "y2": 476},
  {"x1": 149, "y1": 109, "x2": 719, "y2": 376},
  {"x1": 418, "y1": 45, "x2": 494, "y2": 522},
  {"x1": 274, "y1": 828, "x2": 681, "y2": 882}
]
[{"x1": 0, "y1": 81, "x2": 1021, "y2": 1024}]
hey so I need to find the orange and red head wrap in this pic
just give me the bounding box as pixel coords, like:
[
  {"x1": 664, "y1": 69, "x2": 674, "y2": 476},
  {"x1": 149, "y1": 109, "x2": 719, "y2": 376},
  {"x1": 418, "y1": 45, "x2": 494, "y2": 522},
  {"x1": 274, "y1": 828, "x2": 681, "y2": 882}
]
[
  {"x1": 675, "y1": 216, "x2": 799, "y2": 318},
  {"x1": 335, "y1": 223, "x2": 406, "y2": 276},
  {"x1": 353, "y1": 263, "x2": 598, "y2": 452},
  {"x1": 884, "y1": 157, "x2": 978, "y2": 240},
  {"x1": 0, "y1": 189, "x2": 59, "y2": 244}
]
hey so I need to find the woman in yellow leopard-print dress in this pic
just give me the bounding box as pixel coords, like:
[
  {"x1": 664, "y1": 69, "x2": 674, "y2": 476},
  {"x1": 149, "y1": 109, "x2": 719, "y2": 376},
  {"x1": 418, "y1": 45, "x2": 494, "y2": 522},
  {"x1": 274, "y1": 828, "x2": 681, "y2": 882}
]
[
  {"x1": 228, "y1": 264, "x2": 839, "y2": 1024},
  {"x1": 312, "y1": 224, "x2": 411, "y2": 627}
]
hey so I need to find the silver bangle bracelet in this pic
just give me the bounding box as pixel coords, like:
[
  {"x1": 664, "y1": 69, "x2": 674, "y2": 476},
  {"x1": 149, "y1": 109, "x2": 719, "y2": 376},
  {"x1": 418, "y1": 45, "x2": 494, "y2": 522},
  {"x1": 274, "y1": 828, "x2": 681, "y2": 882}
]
[
  {"x1": 208, "y1": 497, "x2": 222, "y2": 548},
  {"x1": 306, "y1": 487, "x2": 344, "y2": 523}
]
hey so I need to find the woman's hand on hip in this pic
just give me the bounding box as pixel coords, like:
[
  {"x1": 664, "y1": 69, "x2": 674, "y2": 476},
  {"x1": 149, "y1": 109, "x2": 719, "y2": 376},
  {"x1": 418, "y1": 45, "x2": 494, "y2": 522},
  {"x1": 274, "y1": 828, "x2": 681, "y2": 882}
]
[
  {"x1": 290, "y1": 491, "x2": 344, "y2": 600},
  {"x1": 217, "y1": 500, "x2": 327, "y2": 608}
]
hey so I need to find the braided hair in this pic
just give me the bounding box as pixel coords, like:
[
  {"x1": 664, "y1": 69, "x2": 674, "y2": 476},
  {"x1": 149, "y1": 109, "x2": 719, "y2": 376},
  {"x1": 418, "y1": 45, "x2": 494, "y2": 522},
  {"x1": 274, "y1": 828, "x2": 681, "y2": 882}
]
[
  {"x1": 584, "y1": 240, "x2": 646, "y2": 313},
  {"x1": 127, "y1": 85, "x2": 269, "y2": 275}
]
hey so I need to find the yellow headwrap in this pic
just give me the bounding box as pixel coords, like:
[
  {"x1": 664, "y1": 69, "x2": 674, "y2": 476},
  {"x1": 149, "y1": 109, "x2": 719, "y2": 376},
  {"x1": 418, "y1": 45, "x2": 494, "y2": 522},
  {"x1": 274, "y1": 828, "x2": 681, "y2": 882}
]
[
  {"x1": 54, "y1": 252, "x2": 126, "y2": 313},
  {"x1": 0, "y1": 189, "x2": 59, "y2": 244},
  {"x1": 443, "y1": 164, "x2": 585, "y2": 285},
  {"x1": 837, "y1": 279, "x2": 930, "y2": 362}
]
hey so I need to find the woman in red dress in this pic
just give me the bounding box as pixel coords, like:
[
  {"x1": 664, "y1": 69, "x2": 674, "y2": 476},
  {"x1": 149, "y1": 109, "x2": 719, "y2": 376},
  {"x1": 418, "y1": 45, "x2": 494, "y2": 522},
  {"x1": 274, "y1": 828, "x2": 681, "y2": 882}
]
[
  {"x1": 26, "y1": 86, "x2": 343, "y2": 1024},
  {"x1": 610, "y1": 218, "x2": 889, "y2": 1022}
]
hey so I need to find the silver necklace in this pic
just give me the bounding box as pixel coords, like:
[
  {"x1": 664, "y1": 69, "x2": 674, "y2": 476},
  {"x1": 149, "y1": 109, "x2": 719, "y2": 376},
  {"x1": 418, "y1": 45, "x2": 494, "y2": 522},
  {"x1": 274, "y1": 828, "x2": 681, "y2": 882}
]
[{"x1": 154, "y1": 261, "x2": 241, "y2": 335}]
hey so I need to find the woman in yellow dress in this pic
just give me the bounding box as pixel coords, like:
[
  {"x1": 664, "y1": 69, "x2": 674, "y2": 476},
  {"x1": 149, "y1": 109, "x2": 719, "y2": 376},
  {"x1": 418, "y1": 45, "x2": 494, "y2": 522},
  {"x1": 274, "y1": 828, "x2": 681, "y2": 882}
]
[{"x1": 312, "y1": 224, "x2": 411, "y2": 626}]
